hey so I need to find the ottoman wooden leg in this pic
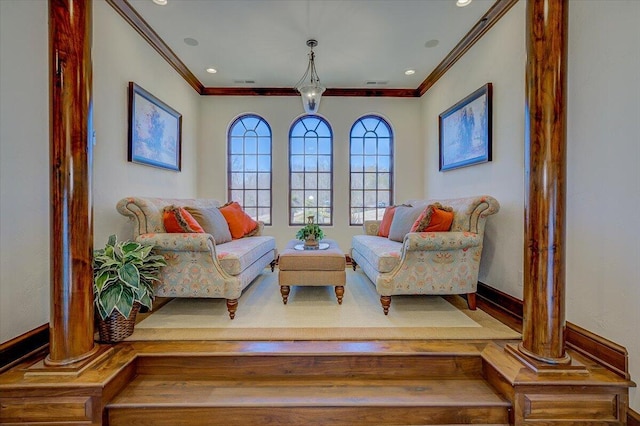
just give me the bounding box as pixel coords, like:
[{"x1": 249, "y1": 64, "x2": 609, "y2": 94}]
[
  {"x1": 335, "y1": 286, "x2": 344, "y2": 305},
  {"x1": 380, "y1": 295, "x2": 391, "y2": 315},
  {"x1": 280, "y1": 285, "x2": 290, "y2": 304},
  {"x1": 226, "y1": 299, "x2": 238, "y2": 320}
]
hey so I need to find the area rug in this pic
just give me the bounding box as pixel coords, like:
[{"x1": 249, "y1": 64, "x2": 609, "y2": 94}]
[{"x1": 127, "y1": 269, "x2": 521, "y2": 341}]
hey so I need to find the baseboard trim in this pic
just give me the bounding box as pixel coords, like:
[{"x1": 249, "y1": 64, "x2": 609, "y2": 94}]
[
  {"x1": 565, "y1": 321, "x2": 630, "y2": 380},
  {"x1": 477, "y1": 281, "x2": 630, "y2": 379},
  {"x1": 476, "y1": 282, "x2": 522, "y2": 332},
  {"x1": 628, "y1": 408, "x2": 640, "y2": 426},
  {"x1": 0, "y1": 323, "x2": 49, "y2": 373}
]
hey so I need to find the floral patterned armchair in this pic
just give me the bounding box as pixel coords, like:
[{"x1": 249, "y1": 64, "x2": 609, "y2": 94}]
[
  {"x1": 116, "y1": 197, "x2": 277, "y2": 319},
  {"x1": 350, "y1": 195, "x2": 499, "y2": 315}
]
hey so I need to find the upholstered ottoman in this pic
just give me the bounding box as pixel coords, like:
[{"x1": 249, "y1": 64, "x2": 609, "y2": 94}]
[{"x1": 278, "y1": 239, "x2": 346, "y2": 304}]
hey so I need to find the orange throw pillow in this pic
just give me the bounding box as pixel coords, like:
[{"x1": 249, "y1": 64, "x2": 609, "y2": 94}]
[
  {"x1": 377, "y1": 206, "x2": 397, "y2": 237},
  {"x1": 163, "y1": 206, "x2": 205, "y2": 233},
  {"x1": 219, "y1": 201, "x2": 258, "y2": 239},
  {"x1": 411, "y1": 203, "x2": 454, "y2": 232}
]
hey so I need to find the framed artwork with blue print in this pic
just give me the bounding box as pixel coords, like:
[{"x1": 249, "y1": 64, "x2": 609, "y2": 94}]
[
  {"x1": 439, "y1": 83, "x2": 492, "y2": 171},
  {"x1": 128, "y1": 82, "x2": 182, "y2": 171}
]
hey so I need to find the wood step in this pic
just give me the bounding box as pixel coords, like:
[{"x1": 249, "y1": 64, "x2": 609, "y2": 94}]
[
  {"x1": 107, "y1": 376, "x2": 511, "y2": 425},
  {"x1": 135, "y1": 353, "x2": 485, "y2": 380}
]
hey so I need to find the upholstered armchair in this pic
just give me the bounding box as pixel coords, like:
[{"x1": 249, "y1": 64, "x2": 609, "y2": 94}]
[
  {"x1": 116, "y1": 197, "x2": 277, "y2": 319},
  {"x1": 350, "y1": 195, "x2": 500, "y2": 315}
]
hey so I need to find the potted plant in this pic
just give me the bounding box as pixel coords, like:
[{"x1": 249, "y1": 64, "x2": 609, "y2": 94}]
[
  {"x1": 93, "y1": 234, "x2": 167, "y2": 343},
  {"x1": 296, "y1": 215, "x2": 325, "y2": 248}
]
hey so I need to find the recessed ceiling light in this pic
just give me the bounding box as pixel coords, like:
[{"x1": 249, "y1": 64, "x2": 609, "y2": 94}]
[
  {"x1": 404, "y1": 69, "x2": 416, "y2": 76},
  {"x1": 456, "y1": 0, "x2": 472, "y2": 7},
  {"x1": 425, "y1": 39, "x2": 439, "y2": 48},
  {"x1": 206, "y1": 68, "x2": 217, "y2": 74},
  {"x1": 152, "y1": 0, "x2": 167, "y2": 5},
  {"x1": 184, "y1": 37, "x2": 199, "y2": 47}
]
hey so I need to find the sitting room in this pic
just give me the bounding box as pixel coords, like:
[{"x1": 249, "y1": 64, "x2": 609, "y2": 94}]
[{"x1": 1, "y1": 0, "x2": 638, "y2": 424}]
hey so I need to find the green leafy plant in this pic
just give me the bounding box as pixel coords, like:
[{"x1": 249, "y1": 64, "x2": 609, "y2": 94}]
[
  {"x1": 93, "y1": 234, "x2": 167, "y2": 320},
  {"x1": 296, "y1": 223, "x2": 324, "y2": 241}
]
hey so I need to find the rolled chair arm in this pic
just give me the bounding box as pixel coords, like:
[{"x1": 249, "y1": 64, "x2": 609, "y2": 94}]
[
  {"x1": 404, "y1": 231, "x2": 482, "y2": 251},
  {"x1": 136, "y1": 233, "x2": 216, "y2": 253},
  {"x1": 363, "y1": 220, "x2": 381, "y2": 236},
  {"x1": 253, "y1": 221, "x2": 265, "y2": 236}
]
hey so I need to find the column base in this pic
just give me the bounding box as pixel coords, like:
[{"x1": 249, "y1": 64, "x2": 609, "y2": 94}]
[
  {"x1": 505, "y1": 343, "x2": 588, "y2": 375},
  {"x1": 27, "y1": 345, "x2": 113, "y2": 377}
]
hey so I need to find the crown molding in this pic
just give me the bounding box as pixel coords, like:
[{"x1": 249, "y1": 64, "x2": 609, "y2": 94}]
[
  {"x1": 106, "y1": 0, "x2": 204, "y2": 94},
  {"x1": 107, "y1": 0, "x2": 517, "y2": 98},
  {"x1": 417, "y1": 0, "x2": 520, "y2": 96}
]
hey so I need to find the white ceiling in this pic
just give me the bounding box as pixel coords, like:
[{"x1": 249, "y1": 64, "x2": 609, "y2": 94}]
[{"x1": 128, "y1": 0, "x2": 495, "y2": 90}]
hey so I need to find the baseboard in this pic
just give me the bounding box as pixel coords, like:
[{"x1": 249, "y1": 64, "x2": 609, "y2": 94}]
[
  {"x1": 0, "y1": 323, "x2": 49, "y2": 373},
  {"x1": 476, "y1": 282, "x2": 522, "y2": 332},
  {"x1": 628, "y1": 408, "x2": 640, "y2": 426},
  {"x1": 565, "y1": 321, "x2": 630, "y2": 380},
  {"x1": 476, "y1": 281, "x2": 629, "y2": 379}
]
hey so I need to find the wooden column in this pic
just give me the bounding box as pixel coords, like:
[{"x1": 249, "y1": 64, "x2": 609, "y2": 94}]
[
  {"x1": 46, "y1": 0, "x2": 97, "y2": 366},
  {"x1": 519, "y1": 0, "x2": 570, "y2": 364}
]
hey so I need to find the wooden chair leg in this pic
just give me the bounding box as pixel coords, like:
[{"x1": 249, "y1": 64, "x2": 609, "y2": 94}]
[
  {"x1": 380, "y1": 295, "x2": 391, "y2": 315},
  {"x1": 466, "y1": 292, "x2": 477, "y2": 310},
  {"x1": 351, "y1": 260, "x2": 357, "y2": 271},
  {"x1": 226, "y1": 298, "x2": 238, "y2": 319},
  {"x1": 270, "y1": 259, "x2": 277, "y2": 272}
]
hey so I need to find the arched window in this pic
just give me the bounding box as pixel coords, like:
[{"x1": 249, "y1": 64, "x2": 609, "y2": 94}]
[
  {"x1": 289, "y1": 115, "x2": 333, "y2": 225},
  {"x1": 227, "y1": 114, "x2": 272, "y2": 225},
  {"x1": 349, "y1": 115, "x2": 393, "y2": 225}
]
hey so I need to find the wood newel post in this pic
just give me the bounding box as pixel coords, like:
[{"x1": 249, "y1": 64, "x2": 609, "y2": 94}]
[
  {"x1": 46, "y1": 0, "x2": 97, "y2": 366},
  {"x1": 520, "y1": 0, "x2": 570, "y2": 364}
]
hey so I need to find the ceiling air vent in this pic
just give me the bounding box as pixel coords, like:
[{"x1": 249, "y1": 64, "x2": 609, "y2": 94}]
[
  {"x1": 365, "y1": 80, "x2": 389, "y2": 86},
  {"x1": 233, "y1": 80, "x2": 256, "y2": 84}
]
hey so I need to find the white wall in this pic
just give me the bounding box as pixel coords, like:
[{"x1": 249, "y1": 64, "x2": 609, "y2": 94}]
[
  {"x1": 93, "y1": 0, "x2": 200, "y2": 245},
  {"x1": 198, "y1": 96, "x2": 422, "y2": 252},
  {"x1": 0, "y1": 0, "x2": 49, "y2": 342},
  {"x1": 0, "y1": 0, "x2": 201, "y2": 343},
  {"x1": 420, "y1": 1, "x2": 526, "y2": 297},
  {"x1": 566, "y1": 0, "x2": 640, "y2": 411}
]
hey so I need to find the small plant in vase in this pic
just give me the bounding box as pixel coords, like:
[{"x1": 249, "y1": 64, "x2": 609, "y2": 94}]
[
  {"x1": 93, "y1": 234, "x2": 167, "y2": 343},
  {"x1": 296, "y1": 215, "x2": 325, "y2": 249}
]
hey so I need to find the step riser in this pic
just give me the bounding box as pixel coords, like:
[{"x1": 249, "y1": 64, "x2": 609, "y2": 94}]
[
  {"x1": 136, "y1": 355, "x2": 484, "y2": 380},
  {"x1": 108, "y1": 406, "x2": 510, "y2": 426}
]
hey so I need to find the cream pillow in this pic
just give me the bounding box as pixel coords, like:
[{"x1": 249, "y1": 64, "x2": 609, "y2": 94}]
[
  {"x1": 185, "y1": 206, "x2": 232, "y2": 244},
  {"x1": 387, "y1": 205, "x2": 422, "y2": 242}
]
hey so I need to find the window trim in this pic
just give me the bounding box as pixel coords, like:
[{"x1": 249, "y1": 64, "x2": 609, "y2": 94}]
[
  {"x1": 288, "y1": 114, "x2": 334, "y2": 226},
  {"x1": 348, "y1": 114, "x2": 394, "y2": 226},
  {"x1": 227, "y1": 113, "x2": 273, "y2": 225}
]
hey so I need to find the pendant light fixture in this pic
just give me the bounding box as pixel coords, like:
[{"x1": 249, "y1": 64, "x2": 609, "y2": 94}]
[{"x1": 295, "y1": 39, "x2": 326, "y2": 114}]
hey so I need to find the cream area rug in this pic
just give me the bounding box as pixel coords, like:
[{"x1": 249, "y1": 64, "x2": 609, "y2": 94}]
[{"x1": 127, "y1": 269, "x2": 521, "y2": 341}]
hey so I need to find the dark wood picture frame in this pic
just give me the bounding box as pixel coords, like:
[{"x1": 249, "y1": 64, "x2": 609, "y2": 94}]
[
  {"x1": 439, "y1": 83, "x2": 492, "y2": 171},
  {"x1": 128, "y1": 82, "x2": 182, "y2": 171}
]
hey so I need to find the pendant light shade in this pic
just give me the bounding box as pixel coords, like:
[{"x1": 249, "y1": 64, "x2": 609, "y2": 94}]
[{"x1": 295, "y1": 39, "x2": 325, "y2": 114}]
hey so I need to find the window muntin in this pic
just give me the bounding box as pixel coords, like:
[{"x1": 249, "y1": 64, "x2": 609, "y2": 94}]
[
  {"x1": 228, "y1": 114, "x2": 272, "y2": 225},
  {"x1": 289, "y1": 116, "x2": 333, "y2": 225},
  {"x1": 349, "y1": 115, "x2": 393, "y2": 225}
]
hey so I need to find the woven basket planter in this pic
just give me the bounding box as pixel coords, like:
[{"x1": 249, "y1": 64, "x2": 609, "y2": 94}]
[{"x1": 96, "y1": 302, "x2": 140, "y2": 343}]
